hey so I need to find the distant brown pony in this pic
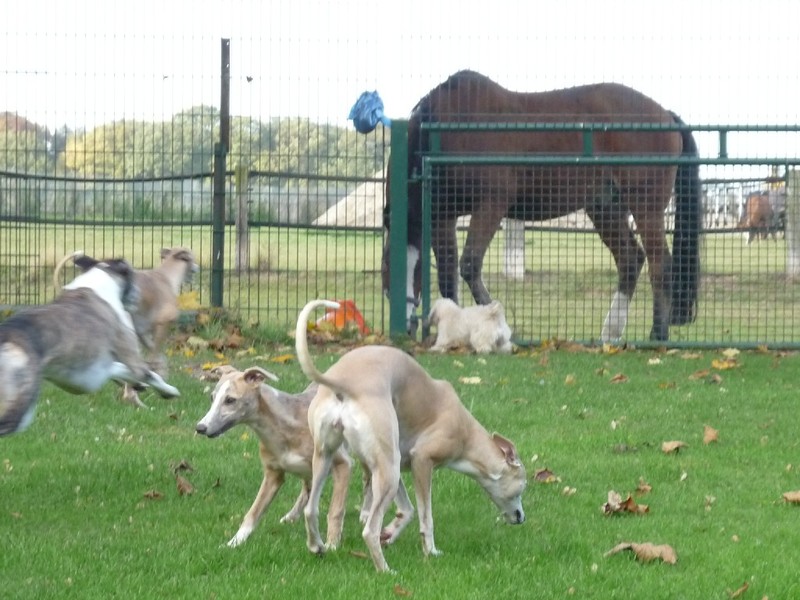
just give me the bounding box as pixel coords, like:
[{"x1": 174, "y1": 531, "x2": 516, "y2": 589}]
[
  {"x1": 739, "y1": 191, "x2": 783, "y2": 244},
  {"x1": 383, "y1": 70, "x2": 701, "y2": 342}
]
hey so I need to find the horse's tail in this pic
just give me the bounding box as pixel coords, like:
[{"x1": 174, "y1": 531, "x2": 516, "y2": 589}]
[{"x1": 669, "y1": 112, "x2": 701, "y2": 325}]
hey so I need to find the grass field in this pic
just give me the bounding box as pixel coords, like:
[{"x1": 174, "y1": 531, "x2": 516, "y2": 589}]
[{"x1": 2, "y1": 332, "x2": 800, "y2": 599}]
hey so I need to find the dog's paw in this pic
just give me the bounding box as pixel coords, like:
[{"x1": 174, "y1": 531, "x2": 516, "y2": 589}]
[
  {"x1": 307, "y1": 543, "x2": 326, "y2": 556},
  {"x1": 279, "y1": 512, "x2": 300, "y2": 524},
  {"x1": 226, "y1": 534, "x2": 247, "y2": 548},
  {"x1": 158, "y1": 384, "x2": 181, "y2": 399}
]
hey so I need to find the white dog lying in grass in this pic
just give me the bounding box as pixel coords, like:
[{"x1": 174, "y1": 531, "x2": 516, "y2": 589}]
[{"x1": 427, "y1": 298, "x2": 513, "y2": 354}]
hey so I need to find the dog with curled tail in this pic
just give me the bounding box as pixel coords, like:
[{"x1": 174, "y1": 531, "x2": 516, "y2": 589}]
[
  {"x1": 0, "y1": 256, "x2": 180, "y2": 436},
  {"x1": 296, "y1": 299, "x2": 526, "y2": 573}
]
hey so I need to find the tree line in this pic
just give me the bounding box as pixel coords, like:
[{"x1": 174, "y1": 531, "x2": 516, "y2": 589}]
[{"x1": 0, "y1": 106, "x2": 388, "y2": 183}]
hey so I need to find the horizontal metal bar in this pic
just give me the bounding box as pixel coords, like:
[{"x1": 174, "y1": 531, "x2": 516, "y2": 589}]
[
  {"x1": 421, "y1": 122, "x2": 800, "y2": 133},
  {"x1": 423, "y1": 155, "x2": 800, "y2": 167}
]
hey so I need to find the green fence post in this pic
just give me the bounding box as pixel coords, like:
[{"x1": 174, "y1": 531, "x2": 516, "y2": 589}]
[{"x1": 389, "y1": 119, "x2": 409, "y2": 337}]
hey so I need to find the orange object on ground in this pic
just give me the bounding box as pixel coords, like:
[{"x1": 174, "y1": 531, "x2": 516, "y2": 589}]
[{"x1": 316, "y1": 299, "x2": 369, "y2": 335}]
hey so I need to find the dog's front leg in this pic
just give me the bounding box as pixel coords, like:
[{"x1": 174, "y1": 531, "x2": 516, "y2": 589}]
[
  {"x1": 228, "y1": 470, "x2": 285, "y2": 547},
  {"x1": 280, "y1": 481, "x2": 309, "y2": 524},
  {"x1": 411, "y1": 457, "x2": 442, "y2": 557}
]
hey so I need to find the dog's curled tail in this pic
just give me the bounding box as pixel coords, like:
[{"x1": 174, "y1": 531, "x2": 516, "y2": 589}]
[
  {"x1": 52, "y1": 250, "x2": 85, "y2": 293},
  {"x1": 295, "y1": 299, "x2": 341, "y2": 387}
]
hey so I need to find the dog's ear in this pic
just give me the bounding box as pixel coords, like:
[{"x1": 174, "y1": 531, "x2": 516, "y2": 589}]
[
  {"x1": 160, "y1": 248, "x2": 171, "y2": 260},
  {"x1": 73, "y1": 255, "x2": 101, "y2": 272},
  {"x1": 103, "y1": 259, "x2": 134, "y2": 279},
  {"x1": 242, "y1": 367, "x2": 280, "y2": 385},
  {"x1": 492, "y1": 433, "x2": 522, "y2": 467},
  {"x1": 207, "y1": 365, "x2": 237, "y2": 380}
]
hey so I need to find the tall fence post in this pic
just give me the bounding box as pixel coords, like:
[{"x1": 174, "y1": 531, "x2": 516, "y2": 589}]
[
  {"x1": 211, "y1": 38, "x2": 230, "y2": 307},
  {"x1": 388, "y1": 119, "x2": 409, "y2": 337},
  {"x1": 787, "y1": 169, "x2": 800, "y2": 279}
]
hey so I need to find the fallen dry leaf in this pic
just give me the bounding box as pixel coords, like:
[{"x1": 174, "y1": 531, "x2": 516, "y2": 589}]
[
  {"x1": 176, "y1": 475, "x2": 194, "y2": 496},
  {"x1": 712, "y1": 358, "x2": 739, "y2": 370},
  {"x1": 782, "y1": 490, "x2": 800, "y2": 504},
  {"x1": 349, "y1": 550, "x2": 369, "y2": 560},
  {"x1": 609, "y1": 373, "x2": 629, "y2": 384},
  {"x1": 703, "y1": 425, "x2": 719, "y2": 445},
  {"x1": 601, "y1": 490, "x2": 649, "y2": 515},
  {"x1": 689, "y1": 369, "x2": 710, "y2": 380},
  {"x1": 603, "y1": 344, "x2": 621, "y2": 355},
  {"x1": 636, "y1": 478, "x2": 652, "y2": 495},
  {"x1": 662, "y1": 441, "x2": 688, "y2": 454},
  {"x1": 564, "y1": 374, "x2": 577, "y2": 385},
  {"x1": 458, "y1": 376, "x2": 482, "y2": 385},
  {"x1": 143, "y1": 489, "x2": 164, "y2": 500},
  {"x1": 533, "y1": 468, "x2": 560, "y2": 483},
  {"x1": 722, "y1": 348, "x2": 741, "y2": 359},
  {"x1": 270, "y1": 354, "x2": 295, "y2": 364},
  {"x1": 604, "y1": 542, "x2": 677, "y2": 564},
  {"x1": 681, "y1": 352, "x2": 703, "y2": 360},
  {"x1": 171, "y1": 459, "x2": 193, "y2": 474},
  {"x1": 727, "y1": 581, "x2": 749, "y2": 598},
  {"x1": 393, "y1": 584, "x2": 413, "y2": 597},
  {"x1": 177, "y1": 290, "x2": 201, "y2": 310}
]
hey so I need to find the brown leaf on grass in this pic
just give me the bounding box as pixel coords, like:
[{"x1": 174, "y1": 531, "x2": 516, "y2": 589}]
[
  {"x1": 703, "y1": 425, "x2": 719, "y2": 445},
  {"x1": 689, "y1": 368, "x2": 710, "y2": 380},
  {"x1": 171, "y1": 459, "x2": 193, "y2": 474},
  {"x1": 712, "y1": 358, "x2": 739, "y2": 370},
  {"x1": 349, "y1": 550, "x2": 369, "y2": 560},
  {"x1": 143, "y1": 489, "x2": 164, "y2": 500},
  {"x1": 601, "y1": 491, "x2": 649, "y2": 515},
  {"x1": 662, "y1": 441, "x2": 688, "y2": 454},
  {"x1": 393, "y1": 584, "x2": 413, "y2": 597},
  {"x1": 727, "y1": 581, "x2": 749, "y2": 598},
  {"x1": 609, "y1": 373, "x2": 629, "y2": 384},
  {"x1": 533, "y1": 468, "x2": 560, "y2": 484},
  {"x1": 604, "y1": 542, "x2": 677, "y2": 564},
  {"x1": 658, "y1": 381, "x2": 677, "y2": 389},
  {"x1": 782, "y1": 490, "x2": 800, "y2": 504},
  {"x1": 681, "y1": 352, "x2": 703, "y2": 360},
  {"x1": 636, "y1": 478, "x2": 653, "y2": 494},
  {"x1": 176, "y1": 475, "x2": 194, "y2": 496}
]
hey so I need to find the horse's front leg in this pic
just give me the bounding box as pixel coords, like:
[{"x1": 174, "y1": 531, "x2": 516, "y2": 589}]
[
  {"x1": 431, "y1": 217, "x2": 460, "y2": 303},
  {"x1": 460, "y1": 207, "x2": 507, "y2": 305}
]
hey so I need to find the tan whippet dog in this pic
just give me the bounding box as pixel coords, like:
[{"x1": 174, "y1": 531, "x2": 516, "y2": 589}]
[
  {"x1": 195, "y1": 365, "x2": 351, "y2": 549},
  {"x1": 296, "y1": 299, "x2": 527, "y2": 573}
]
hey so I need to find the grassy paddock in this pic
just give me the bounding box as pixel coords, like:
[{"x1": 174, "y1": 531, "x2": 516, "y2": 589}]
[
  {"x1": 2, "y1": 342, "x2": 800, "y2": 599},
  {"x1": 1, "y1": 223, "x2": 798, "y2": 345}
]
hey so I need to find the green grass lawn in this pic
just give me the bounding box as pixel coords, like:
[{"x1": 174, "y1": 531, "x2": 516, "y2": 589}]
[{"x1": 2, "y1": 339, "x2": 800, "y2": 599}]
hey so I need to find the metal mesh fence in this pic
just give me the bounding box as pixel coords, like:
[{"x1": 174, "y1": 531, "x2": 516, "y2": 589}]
[{"x1": 2, "y1": 1, "x2": 800, "y2": 347}]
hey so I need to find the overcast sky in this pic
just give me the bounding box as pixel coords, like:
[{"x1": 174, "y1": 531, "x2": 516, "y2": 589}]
[{"x1": 3, "y1": 0, "x2": 799, "y2": 158}]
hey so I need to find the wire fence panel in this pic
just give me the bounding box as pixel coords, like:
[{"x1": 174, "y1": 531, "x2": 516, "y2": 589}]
[{"x1": 2, "y1": 2, "x2": 800, "y2": 347}]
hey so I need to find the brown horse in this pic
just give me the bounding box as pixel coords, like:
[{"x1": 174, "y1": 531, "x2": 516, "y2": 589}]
[
  {"x1": 382, "y1": 70, "x2": 701, "y2": 342},
  {"x1": 738, "y1": 191, "x2": 784, "y2": 244}
]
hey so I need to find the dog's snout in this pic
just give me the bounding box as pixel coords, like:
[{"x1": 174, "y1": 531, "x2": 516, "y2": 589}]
[
  {"x1": 512, "y1": 509, "x2": 525, "y2": 524},
  {"x1": 195, "y1": 422, "x2": 207, "y2": 435}
]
